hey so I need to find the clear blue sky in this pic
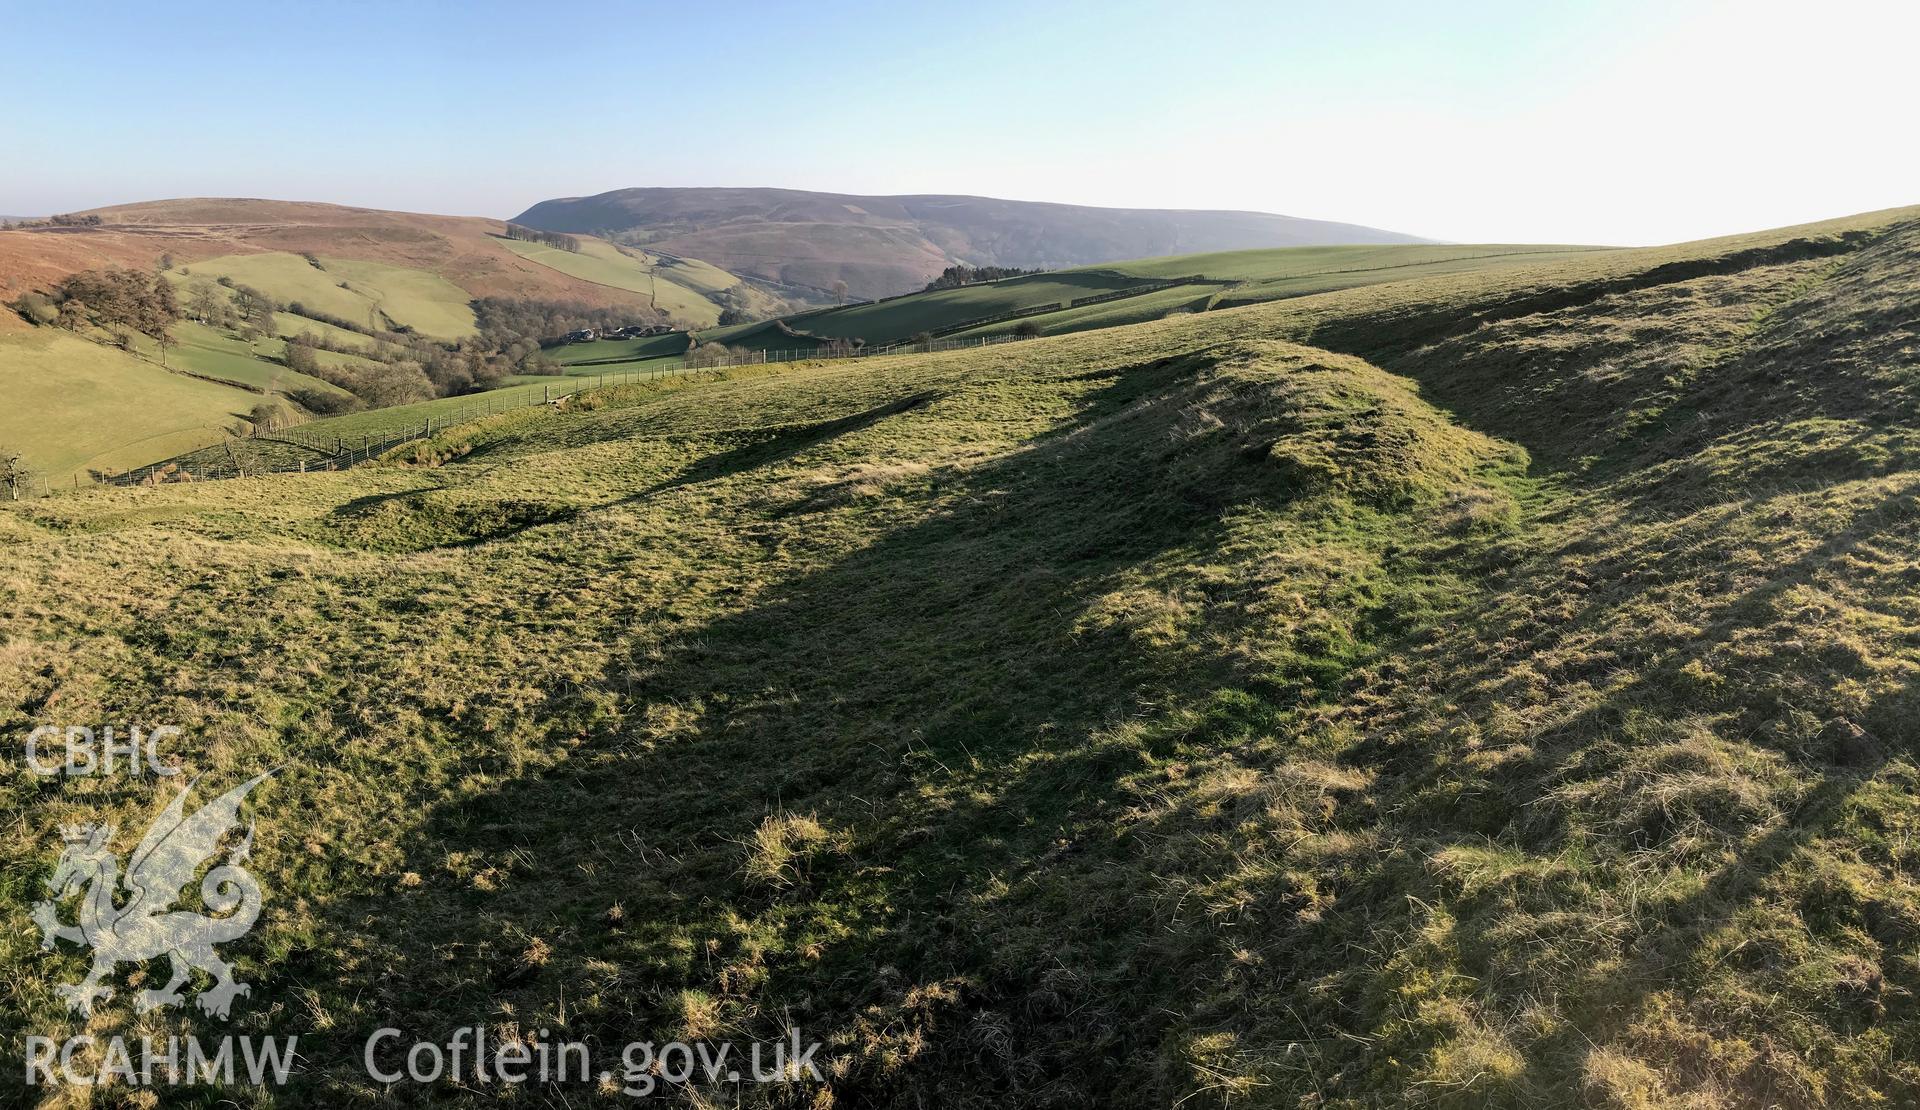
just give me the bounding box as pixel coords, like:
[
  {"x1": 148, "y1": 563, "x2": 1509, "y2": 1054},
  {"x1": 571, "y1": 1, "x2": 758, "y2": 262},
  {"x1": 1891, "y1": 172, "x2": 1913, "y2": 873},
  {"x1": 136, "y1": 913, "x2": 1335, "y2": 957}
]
[{"x1": 3, "y1": 0, "x2": 1914, "y2": 244}]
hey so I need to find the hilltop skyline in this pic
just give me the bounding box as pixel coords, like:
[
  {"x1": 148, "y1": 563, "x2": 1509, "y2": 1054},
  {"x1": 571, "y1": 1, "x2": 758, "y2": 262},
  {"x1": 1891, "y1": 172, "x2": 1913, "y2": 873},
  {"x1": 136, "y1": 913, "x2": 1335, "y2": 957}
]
[{"x1": 5, "y1": 0, "x2": 1916, "y2": 245}]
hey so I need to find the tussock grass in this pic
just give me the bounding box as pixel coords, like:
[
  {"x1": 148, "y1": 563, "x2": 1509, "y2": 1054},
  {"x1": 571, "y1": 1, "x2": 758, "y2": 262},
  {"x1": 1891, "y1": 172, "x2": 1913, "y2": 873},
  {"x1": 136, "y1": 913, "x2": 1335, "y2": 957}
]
[{"x1": 3, "y1": 205, "x2": 1919, "y2": 1107}]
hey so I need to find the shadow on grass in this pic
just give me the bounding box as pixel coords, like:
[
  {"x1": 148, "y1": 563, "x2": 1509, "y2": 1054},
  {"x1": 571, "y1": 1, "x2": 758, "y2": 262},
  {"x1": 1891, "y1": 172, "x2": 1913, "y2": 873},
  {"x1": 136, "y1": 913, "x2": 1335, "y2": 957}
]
[
  {"x1": 638, "y1": 390, "x2": 949, "y2": 496},
  {"x1": 268, "y1": 223, "x2": 1920, "y2": 1107},
  {"x1": 294, "y1": 349, "x2": 1403, "y2": 1104}
]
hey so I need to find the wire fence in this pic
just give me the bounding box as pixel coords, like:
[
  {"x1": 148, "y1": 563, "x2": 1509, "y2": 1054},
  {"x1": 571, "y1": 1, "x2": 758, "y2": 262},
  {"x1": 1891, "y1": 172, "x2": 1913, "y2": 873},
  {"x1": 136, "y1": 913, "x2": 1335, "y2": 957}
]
[
  {"x1": 6, "y1": 333, "x2": 1037, "y2": 498},
  {"x1": 695, "y1": 331, "x2": 1031, "y2": 368}
]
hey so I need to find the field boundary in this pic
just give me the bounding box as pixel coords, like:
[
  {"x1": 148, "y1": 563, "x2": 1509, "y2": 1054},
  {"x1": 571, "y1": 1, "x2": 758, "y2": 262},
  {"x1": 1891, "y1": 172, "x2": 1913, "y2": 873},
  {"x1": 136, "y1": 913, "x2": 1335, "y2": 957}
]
[{"x1": 93, "y1": 379, "x2": 599, "y2": 488}]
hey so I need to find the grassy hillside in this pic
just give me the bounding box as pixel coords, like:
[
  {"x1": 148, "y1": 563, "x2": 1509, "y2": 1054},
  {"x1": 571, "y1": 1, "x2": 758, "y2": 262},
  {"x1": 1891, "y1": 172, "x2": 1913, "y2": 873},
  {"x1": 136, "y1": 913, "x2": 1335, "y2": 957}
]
[
  {"x1": 0, "y1": 329, "x2": 264, "y2": 478},
  {"x1": 320, "y1": 257, "x2": 478, "y2": 338},
  {"x1": 548, "y1": 328, "x2": 693, "y2": 366},
  {"x1": 494, "y1": 236, "x2": 749, "y2": 328},
  {"x1": 4, "y1": 205, "x2": 1919, "y2": 1107},
  {"x1": 653, "y1": 250, "x2": 754, "y2": 298},
  {"x1": 496, "y1": 237, "x2": 716, "y2": 325},
  {"x1": 0, "y1": 200, "x2": 788, "y2": 476},
  {"x1": 150, "y1": 320, "x2": 359, "y2": 396},
  {"x1": 1102, "y1": 242, "x2": 1593, "y2": 281},
  {"x1": 701, "y1": 244, "x2": 1607, "y2": 355},
  {"x1": 946, "y1": 282, "x2": 1217, "y2": 339},
  {"x1": 173, "y1": 252, "x2": 478, "y2": 339},
  {"x1": 537, "y1": 245, "x2": 1616, "y2": 376},
  {"x1": 3, "y1": 198, "x2": 772, "y2": 341},
  {"x1": 174, "y1": 253, "x2": 372, "y2": 324},
  {"x1": 160, "y1": 366, "x2": 710, "y2": 462},
  {"x1": 796, "y1": 271, "x2": 1161, "y2": 339},
  {"x1": 270, "y1": 308, "x2": 385, "y2": 354}
]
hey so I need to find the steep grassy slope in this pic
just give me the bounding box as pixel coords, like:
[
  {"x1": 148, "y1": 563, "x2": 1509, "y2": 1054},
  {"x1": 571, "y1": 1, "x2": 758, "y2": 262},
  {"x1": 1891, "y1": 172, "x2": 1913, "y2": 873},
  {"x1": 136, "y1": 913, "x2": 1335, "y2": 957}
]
[
  {"x1": 174, "y1": 252, "x2": 374, "y2": 323},
  {"x1": 270, "y1": 308, "x2": 386, "y2": 354},
  {"x1": 793, "y1": 271, "x2": 1164, "y2": 340},
  {"x1": 539, "y1": 245, "x2": 1614, "y2": 376},
  {"x1": 313, "y1": 257, "x2": 479, "y2": 339},
  {"x1": 491, "y1": 236, "x2": 793, "y2": 328},
  {"x1": 703, "y1": 244, "x2": 1608, "y2": 355},
  {"x1": 0, "y1": 329, "x2": 267, "y2": 478},
  {"x1": 1103, "y1": 242, "x2": 1598, "y2": 281},
  {"x1": 150, "y1": 320, "x2": 359, "y2": 397},
  {"x1": 171, "y1": 251, "x2": 479, "y2": 339},
  {"x1": 3, "y1": 205, "x2": 1917, "y2": 1108},
  {"x1": 496, "y1": 235, "x2": 722, "y2": 325},
  {"x1": 514, "y1": 186, "x2": 1428, "y2": 299}
]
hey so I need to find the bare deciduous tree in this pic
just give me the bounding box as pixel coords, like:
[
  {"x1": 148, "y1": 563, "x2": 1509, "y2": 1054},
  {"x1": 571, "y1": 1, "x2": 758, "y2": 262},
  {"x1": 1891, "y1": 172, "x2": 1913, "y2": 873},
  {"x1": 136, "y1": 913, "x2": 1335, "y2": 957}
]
[
  {"x1": 1, "y1": 447, "x2": 29, "y2": 500},
  {"x1": 189, "y1": 283, "x2": 221, "y2": 323}
]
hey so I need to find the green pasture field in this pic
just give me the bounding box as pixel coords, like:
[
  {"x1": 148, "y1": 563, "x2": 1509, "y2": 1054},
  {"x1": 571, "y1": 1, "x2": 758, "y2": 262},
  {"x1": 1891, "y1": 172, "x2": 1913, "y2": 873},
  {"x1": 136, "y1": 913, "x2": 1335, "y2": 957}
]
[
  {"x1": 148, "y1": 321, "x2": 357, "y2": 397},
  {"x1": 496, "y1": 236, "x2": 725, "y2": 326},
  {"x1": 173, "y1": 252, "x2": 476, "y2": 339},
  {"x1": 0, "y1": 329, "x2": 261, "y2": 477},
  {"x1": 546, "y1": 329, "x2": 692, "y2": 366}
]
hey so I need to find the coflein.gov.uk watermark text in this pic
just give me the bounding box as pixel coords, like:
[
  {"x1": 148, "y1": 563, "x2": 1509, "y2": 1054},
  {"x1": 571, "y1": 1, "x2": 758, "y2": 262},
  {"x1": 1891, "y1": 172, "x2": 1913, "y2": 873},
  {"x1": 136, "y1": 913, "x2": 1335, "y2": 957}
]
[
  {"x1": 27, "y1": 1028, "x2": 824, "y2": 1098},
  {"x1": 366, "y1": 1026, "x2": 824, "y2": 1096}
]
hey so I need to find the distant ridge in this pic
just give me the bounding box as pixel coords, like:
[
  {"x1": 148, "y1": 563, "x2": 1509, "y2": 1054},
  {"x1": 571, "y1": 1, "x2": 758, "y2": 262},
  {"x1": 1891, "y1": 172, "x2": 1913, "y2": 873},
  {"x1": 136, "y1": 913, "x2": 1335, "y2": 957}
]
[
  {"x1": 0, "y1": 197, "x2": 731, "y2": 314},
  {"x1": 513, "y1": 187, "x2": 1428, "y2": 299}
]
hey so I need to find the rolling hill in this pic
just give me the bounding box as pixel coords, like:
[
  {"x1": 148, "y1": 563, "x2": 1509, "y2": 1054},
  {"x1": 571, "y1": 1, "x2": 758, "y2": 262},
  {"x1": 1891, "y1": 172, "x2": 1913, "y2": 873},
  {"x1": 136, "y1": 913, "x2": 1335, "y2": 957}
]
[
  {"x1": 512, "y1": 186, "x2": 1428, "y2": 300},
  {"x1": 0, "y1": 198, "x2": 788, "y2": 476},
  {"x1": 6, "y1": 203, "x2": 1916, "y2": 1106},
  {"x1": 0, "y1": 328, "x2": 275, "y2": 478},
  {"x1": 0, "y1": 198, "x2": 765, "y2": 322},
  {"x1": 547, "y1": 242, "x2": 1611, "y2": 369}
]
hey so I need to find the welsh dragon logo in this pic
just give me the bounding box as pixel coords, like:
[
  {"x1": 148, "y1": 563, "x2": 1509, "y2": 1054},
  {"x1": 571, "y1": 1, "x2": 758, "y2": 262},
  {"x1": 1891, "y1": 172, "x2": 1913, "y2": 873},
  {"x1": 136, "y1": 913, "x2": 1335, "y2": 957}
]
[{"x1": 31, "y1": 770, "x2": 277, "y2": 1019}]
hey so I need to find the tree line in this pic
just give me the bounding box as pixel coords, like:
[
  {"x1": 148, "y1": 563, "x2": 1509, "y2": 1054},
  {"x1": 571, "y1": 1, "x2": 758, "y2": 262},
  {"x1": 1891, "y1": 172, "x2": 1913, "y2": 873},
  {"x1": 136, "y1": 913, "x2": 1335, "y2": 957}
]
[
  {"x1": 471, "y1": 297, "x2": 664, "y2": 347},
  {"x1": 1, "y1": 213, "x2": 105, "y2": 230},
  {"x1": 278, "y1": 294, "x2": 680, "y2": 410},
  {"x1": 13, "y1": 268, "x2": 181, "y2": 347},
  {"x1": 502, "y1": 224, "x2": 581, "y2": 253},
  {"x1": 922, "y1": 264, "x2": 1044, "y2": 292}
]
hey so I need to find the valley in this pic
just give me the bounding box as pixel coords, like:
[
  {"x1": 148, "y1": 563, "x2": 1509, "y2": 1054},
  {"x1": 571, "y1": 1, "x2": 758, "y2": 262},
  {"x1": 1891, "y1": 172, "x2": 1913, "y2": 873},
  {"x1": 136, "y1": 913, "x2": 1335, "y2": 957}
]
[
  {"x1": 0, "y1": 199, "x2": 804, "y2": 481},
  {"x1": 0, "y1": 200, "x2": 1583, "y2": 485},
  {"x1": 6, "y1": 202, "x2": 1918, "y2": 1105},
  {"x1": 9, "y1": 4, "x2": 1919, "y2": 1105}
]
